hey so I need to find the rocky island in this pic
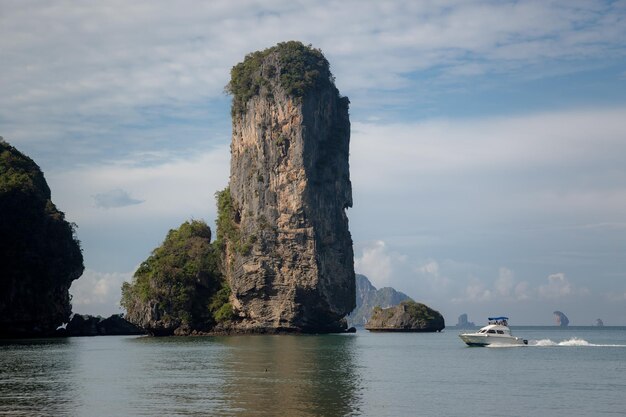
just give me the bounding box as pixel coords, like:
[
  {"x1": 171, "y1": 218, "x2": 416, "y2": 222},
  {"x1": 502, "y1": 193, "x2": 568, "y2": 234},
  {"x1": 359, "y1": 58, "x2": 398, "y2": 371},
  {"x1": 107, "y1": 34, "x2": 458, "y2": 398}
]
[
  {"x1": 0, "y1": 139, "x2": 84, "y2": 337},
  {"x1": 220, "y1": 41, "x2": 355, "y2": 333},
  {"x1": 121, "y1": 220, "x2": 230, "y2": 336},
  {"x1": 348, "y1": 274, "x2": 412, "y2": 327},
  {"x1": 365, "y1": 301, "x2": 445, "y2": 332},
  {"x1": 122, "y1": 41, "x2": 355, "y2": 335},
  {"x1": 554, "y1": 310, "x2": 569, "y2": 327}
]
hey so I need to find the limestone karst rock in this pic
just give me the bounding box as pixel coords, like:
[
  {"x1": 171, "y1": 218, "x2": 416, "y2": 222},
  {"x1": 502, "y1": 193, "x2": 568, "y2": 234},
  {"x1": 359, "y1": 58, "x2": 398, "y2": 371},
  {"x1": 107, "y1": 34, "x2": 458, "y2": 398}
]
[
  {"x1": 365, "y1": 301, "x2": 445, "y2": 332},
  {"x1": 347, "y1": 274, "x2": 412, "y2": 327},
  {"x1": 221, "y1": 41, "x2": 355, "y2": 332},
  {"x1": 456, "y1": 313, "x2": 475, "y2": 329},
  {"x1": 120, "y1": 220, "x2": 229, "y2": 336},
  {"x1": 0, "y1": 139, "x2": 84, "y2": 337},
  {"x1": 553, "y1": 310, "x2": 569, "y2": 327}
]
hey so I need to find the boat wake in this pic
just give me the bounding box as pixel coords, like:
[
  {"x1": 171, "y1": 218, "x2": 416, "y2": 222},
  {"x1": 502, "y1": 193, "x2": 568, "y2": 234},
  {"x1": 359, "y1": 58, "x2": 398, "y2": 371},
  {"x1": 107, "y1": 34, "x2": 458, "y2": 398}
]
[{"x1": 529, "y1": 337, "x2": 626, "y2": 347}]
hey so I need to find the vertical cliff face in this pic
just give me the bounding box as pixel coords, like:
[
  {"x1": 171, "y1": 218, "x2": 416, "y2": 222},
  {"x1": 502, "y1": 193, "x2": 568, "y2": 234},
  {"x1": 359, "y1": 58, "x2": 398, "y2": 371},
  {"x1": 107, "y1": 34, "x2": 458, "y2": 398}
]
[
  {"x1": 0, "y1": 139, "x2": 84, "y2": 337},
  {"x1": 223, "y1": 42, "x2": 355, "y2": 332}
]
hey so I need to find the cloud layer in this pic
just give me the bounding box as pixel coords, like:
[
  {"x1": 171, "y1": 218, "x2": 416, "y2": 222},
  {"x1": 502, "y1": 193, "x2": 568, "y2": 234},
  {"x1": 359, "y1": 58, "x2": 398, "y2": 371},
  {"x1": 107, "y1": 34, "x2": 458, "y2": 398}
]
[{"x1": 3, "y1": 1, "x2": 626, "y2": 322}]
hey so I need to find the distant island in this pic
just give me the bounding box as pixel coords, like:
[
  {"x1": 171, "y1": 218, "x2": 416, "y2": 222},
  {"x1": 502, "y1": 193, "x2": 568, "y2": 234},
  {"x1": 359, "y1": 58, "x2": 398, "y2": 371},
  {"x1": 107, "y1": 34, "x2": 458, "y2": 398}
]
[
  {"x1": 365, "y1": 301, "x2": 445, "y2": 332},
  {"x1": 347, "y1": 274, "x2": 412, "y2": 327},
  {"x1": 455, "y1": 313, "x2": 475, "y2": 328},
  {"x1": 0, "y1": 139, "x2": 84, "y2": 338},
  {"x1": 553, "y1": 310, "x2": 570, "y2": 327}
]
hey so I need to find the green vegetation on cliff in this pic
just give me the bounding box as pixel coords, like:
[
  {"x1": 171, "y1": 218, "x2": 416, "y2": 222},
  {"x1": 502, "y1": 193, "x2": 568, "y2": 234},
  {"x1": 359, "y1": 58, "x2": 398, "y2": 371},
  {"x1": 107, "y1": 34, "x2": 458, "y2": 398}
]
[
  {"x1": 121, "y1": 220, "x2": 232, "y2": 334},
  {"x1": 226, "y1": 40, "x2": 338, "y2": 116},
  {"x1": 0, "y1": 139, "x2": 84, "y2": 337},
  {"x1": 215, "y1": 187, "x2": 255, "y2": 255}
]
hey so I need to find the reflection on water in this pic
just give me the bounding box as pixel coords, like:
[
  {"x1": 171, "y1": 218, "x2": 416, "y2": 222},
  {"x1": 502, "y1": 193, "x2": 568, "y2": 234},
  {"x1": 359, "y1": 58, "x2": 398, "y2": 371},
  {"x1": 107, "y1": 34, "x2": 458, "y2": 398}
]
[
  {"x1": 0, "y1": 334, "x2": 361, "y2": 416},
  {"x1": 218, "y1": 335, "x2": 361, "y2": 416},
  {"x1": 0, "y1": 338, "x2": 76, "y2": 416},
  {"x1": 3, "y1": 329, "x2": 626, "y2": 416}
]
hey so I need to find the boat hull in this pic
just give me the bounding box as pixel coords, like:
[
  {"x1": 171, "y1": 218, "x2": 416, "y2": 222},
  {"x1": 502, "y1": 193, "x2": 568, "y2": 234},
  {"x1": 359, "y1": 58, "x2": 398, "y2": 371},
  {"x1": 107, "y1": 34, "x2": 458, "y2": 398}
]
[{"x1": 459, "y1": 333, "x2": 527, "y2": 347}]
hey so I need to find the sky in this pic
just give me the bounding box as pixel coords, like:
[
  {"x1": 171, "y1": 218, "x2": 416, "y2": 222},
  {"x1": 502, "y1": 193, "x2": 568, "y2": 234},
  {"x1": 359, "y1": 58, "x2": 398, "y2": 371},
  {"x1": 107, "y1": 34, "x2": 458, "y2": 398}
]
[{"x1": 2, "y1": 0, "x2": 626, "y2": 325}]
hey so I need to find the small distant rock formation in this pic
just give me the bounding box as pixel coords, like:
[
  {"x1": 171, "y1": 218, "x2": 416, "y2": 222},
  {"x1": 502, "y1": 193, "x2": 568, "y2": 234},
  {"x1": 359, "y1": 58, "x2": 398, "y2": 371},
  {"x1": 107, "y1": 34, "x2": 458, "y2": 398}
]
[
  {"x1": 221, "y1": 41, "x2": 355, "y2": 333},
  {"x1": 347, "y1": 274, "x2": 412, "y2": 327},
  {"x1": 456, "y1": 313, "x2": 475, "y2": 328},
  {"x1": 59, "y1": 314, "x2": 144, "y2": 336},
  {"x1": 0, "y1": 140, "x2": 84, "y2": 338},
  {"x1": 365, "y1": 301, "x2": 445, "y2": 332},
  {"x1": 553, "y1": 310, "x2": 569, "y2": 327},
  {"x1": 596, "y1": 318, "x2": 604, "y2": 327}
]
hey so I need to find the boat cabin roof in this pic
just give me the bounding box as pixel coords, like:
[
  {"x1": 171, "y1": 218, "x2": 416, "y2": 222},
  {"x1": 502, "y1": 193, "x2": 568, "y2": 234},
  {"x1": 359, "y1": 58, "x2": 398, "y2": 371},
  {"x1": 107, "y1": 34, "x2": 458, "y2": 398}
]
[{"x1": 478, "y1": 324, "x2": 511, "y2": 334}]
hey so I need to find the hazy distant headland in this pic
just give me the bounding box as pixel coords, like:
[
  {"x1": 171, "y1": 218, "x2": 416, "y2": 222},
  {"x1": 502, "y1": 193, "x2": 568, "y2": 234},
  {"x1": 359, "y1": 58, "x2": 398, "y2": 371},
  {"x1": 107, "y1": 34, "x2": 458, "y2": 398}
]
[{"x1": 348, "y1": 274, "x2": 412, "y2": 327}]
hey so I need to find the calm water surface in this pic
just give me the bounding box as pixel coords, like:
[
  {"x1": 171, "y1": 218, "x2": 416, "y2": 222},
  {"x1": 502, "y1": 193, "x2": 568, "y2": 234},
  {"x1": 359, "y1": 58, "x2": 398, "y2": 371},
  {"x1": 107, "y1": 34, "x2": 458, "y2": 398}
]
[{"x1": 1, "y1": 327, "x2": 625, "y2": 416}]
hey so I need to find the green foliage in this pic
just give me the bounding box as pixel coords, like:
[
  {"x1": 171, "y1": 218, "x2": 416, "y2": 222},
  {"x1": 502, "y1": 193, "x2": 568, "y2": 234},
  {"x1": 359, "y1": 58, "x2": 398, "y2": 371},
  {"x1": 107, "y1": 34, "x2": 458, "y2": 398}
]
[
  {"x1": 402, "y1": 300, "x2": 436, "y2": 322},
  {"x1": 210, "y1": 286, "x2": 234, "y2": 323},
  {"x1": 0, "y1": 141, "x2": 84, "y2": 335},
  {"x1": 226, "y1": 41, "x2": 337, "y2": 116},
  {"x1": 215, "y1": 187, "x2": 240, "y2": 250},
  {"x1": 214, "y1": 187, "x2": 254, "y2": 255},
  {"x1": 121, "y1": 220, "x2": 231, "y2": 330}
]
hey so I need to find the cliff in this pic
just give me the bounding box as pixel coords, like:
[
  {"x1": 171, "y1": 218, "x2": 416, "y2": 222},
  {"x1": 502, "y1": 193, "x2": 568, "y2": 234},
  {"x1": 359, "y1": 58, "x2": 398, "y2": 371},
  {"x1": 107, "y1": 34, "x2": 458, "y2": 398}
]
[
  {"x1": 0, "y1": 139, "x2": 84, "y2": 337},
  {"x1": 347, "y1": 274, "x2": 412, "y2": 327},
  {"x1": 121, "y1": 220, "x2": 230, "y2": 335},
  {"x1": 221, "y1": 41, "x2": 355, "y2": 333},
  {"x1": 365, "y1": 301, "x2": 445, "y2": 332}
]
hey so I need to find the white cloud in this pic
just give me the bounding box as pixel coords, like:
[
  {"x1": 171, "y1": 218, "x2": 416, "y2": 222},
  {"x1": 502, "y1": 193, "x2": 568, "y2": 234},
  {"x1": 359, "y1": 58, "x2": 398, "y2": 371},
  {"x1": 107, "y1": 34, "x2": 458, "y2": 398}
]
[
  {"x1": 414, "y1": 260, "x2": 452, "y2": 291},
  {"x1": 2, "y1": 1, "x2": 625, "y2": 159},
  {"x1": 93, "y1": 188, "x2": 144, "y2": 209},
  {"x1": 418, "y1": 260, "x2": 440, "y2": 276},
  {"x1": 350, "y1": 107, "x2": 626, "y2": 241},
  {"x1": 354, "y1": 241, "x2": 392, "y2": 288},
  {"x1": 354, "y1": 240, "x2": 408, "y2": 288},
  {"x1": 495, "y1": 267, "x2": 514, "y2": 297},
  {"x1": 606, "y1": 291, "x2": 626, "y2": 302},
  {"x1": 538, "y1": 272, "x2": 589, "y2": 299},
  {"x1": 351, "y1": 108, "x2": 626, "y2": 182},
  {"x1": 460, "y1": 278, "x2": 493, "y2": 303},
  {"x1": 69, "y1": 269, "x2": 134, "y2": 317},
  {"x1": 47, "y1": 145, "x2": 230, "y2": 224}
]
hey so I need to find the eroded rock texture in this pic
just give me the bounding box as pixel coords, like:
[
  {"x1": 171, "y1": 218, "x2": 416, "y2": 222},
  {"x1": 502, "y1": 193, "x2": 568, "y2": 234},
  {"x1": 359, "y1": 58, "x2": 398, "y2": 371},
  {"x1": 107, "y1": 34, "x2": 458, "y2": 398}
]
[
  {"x1": 365, "y1": 301, "x2": 445, "y2": 332},
  {"x1": 223, "y1": 42, "x2": 355, "y2": 332}
]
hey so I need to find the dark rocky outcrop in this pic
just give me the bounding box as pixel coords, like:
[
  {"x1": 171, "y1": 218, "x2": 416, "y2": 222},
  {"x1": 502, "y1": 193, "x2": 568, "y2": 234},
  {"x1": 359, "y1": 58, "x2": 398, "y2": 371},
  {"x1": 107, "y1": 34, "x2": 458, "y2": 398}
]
[
  {"x1": 456, "y1": 313, "x2": 475, "y2": 328},
  {"x1": 347, "y1": 274, "x2": 411, "y2": 327},
  {"x1": 220, "y1": 41, "x2": 355, "y2": 333},
  {"x1": 365, "y1": 301, "x2": 445, "y2": 332},
  {"x1": 60, "y1": 314, "x2": 144, "y2": 336},
  {"x1": 120, "y1": 220, "x2": 230, "y2": 336},
  {"x1": 0, "y1": 139, "x2": 84, "y2": 338},
  {"x1": 553, "y1": 310, "x2": 569, "y2": 327}
]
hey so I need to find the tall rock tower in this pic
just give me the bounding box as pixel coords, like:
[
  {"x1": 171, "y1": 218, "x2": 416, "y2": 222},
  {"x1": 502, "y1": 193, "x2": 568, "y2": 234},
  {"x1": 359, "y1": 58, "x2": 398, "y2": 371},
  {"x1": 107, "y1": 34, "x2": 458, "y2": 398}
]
[{"x1": 221, "y1": 41, "x2": 354, "y2": 332}]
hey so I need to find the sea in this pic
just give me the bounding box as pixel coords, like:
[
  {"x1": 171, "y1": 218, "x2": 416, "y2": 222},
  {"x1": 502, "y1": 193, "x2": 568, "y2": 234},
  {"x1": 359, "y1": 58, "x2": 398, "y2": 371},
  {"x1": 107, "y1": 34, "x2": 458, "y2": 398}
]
[{"x1": 1, "y1": 326, "x2": 625, "y2": 416}]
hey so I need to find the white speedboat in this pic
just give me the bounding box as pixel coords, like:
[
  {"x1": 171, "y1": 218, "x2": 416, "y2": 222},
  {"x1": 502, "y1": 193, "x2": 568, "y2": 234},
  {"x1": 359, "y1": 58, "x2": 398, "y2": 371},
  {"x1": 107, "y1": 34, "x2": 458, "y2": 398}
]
[{"x1": 459, "y1": 317, "x2": 527, "y2": 347}]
